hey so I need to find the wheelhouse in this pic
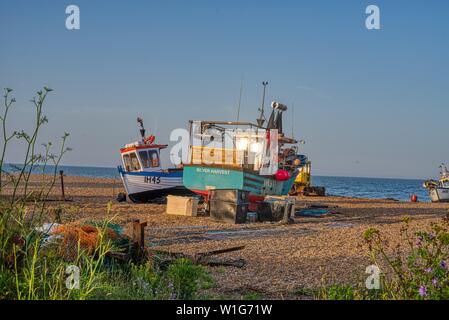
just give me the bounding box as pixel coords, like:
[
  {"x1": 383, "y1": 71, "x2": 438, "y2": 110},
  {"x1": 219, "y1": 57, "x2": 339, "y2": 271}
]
[
  {"x1": 186, "y1": 105, "x2": 301, "y2": 176},
  {"x1": 120, "y1": 143, "x2": 167, "y2": 172}
]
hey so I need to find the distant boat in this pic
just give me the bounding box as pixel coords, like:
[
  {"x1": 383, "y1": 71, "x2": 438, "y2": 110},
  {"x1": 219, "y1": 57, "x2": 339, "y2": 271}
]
[
  {"x1": 423, "y1": 164, "x2": 449, "y2": 202},
  {"x1": 117, "y1": 118, "x2": 191, "y2": 203}
]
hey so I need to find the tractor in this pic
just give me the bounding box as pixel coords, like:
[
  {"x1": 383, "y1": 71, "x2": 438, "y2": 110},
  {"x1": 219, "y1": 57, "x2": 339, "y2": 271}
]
[{"x1": 289, "y1": 157, "x2": 325, "y2": 196}]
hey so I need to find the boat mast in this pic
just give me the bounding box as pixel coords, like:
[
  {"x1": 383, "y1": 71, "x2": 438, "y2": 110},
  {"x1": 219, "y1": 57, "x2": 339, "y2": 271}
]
[
  {"x1": 257, "y1": 81, "x2": 268, "y2": 127},
  {"x1": 291, "y1": 102, "x2": 294, "y2": 139},
  {"x1": 236, "y1": 79, "x2": 244, "y2": 122},
  {"x1": 137, "y1": 117, "x2": 145, "y2": 142},
  {"x1": 440, "y1": 163, "x2": 449, "y2": 177}
]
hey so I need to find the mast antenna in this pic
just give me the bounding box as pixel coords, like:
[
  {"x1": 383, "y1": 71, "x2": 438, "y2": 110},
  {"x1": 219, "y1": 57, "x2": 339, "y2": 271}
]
[
  {"x1": 236, "y1": 78, "x2": 244, "y2": 122},
  {"x1": 257, "y1": 81, "x2": 268, "y2": 127},
  {"x1": 291, "y1": 102, "x2": 295, "y2": 139}
]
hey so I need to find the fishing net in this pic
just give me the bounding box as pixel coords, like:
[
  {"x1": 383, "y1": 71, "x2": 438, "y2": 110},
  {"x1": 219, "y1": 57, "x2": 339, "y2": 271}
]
[{"x1": 50, "y1": 223, "x2": 123, "y2": 260}]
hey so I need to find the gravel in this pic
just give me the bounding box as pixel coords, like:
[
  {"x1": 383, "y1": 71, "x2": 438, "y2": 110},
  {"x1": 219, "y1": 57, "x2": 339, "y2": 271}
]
[{"x1": 6, "y1": 174, "x2": 449, "y2": 298}]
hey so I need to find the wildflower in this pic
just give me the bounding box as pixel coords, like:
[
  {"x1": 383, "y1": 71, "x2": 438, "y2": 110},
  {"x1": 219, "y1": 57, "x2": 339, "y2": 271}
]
[
  {"x1": 424, "y1": 267, "x2": 432, "y2": 273},
  {"x1": 440, "y1": 261, "x2": 447, "y2": 269},
  {"x1": 432, "y1": 278, "x2": 438, "y2": 287},
  {"x1": 416, "y1": 236, "x2": 423, "y2": 246},
  {"x1": 428, "y1": 232, "x2": 435, "y2": 240},
  {"x1": 419, "y1": 286, "x2": 427, "y2": 297}
]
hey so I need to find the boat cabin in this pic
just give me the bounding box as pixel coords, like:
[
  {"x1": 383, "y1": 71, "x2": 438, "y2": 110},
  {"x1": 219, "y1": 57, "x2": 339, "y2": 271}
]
[
  {"x1": 187, "y1": 104, "x2": 301, "y2": 176},
  {"x1": 438, "y1": 164, "x2": 449, "y2": 187},
  {"x1": 120, "y1": 142, "x2": 167, "y2": 172},
  {"x1": 440, "y1": 177, "x2": 449, "y2": 188}
]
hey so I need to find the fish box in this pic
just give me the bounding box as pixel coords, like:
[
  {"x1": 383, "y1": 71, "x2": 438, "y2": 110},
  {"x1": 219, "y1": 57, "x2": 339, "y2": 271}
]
[
  {"x1": 257, "y1": 200, "x2": 294, "y2": 222},
  {"x1": 166, "y1": 196, "x2": 199, "y2": 216},
  {"x1": 209, "y1": 189, "x2": 249, "y2": 204},
  {"x1": 209, "y1": 200, "x2": 248, "y2": 224}
]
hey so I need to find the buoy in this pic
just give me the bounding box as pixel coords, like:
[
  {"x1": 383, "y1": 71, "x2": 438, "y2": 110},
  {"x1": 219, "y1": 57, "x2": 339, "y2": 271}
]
[
  {"x1": 411, "y1": 195, "x2": 418, "y2": 202},
  {"x1": 275, "y1": 169, "x2": 290, "y2": 181}
]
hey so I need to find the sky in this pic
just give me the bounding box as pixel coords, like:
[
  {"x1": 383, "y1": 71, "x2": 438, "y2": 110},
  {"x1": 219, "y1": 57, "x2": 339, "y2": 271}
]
[{"x1": 0, "y1": 0, "x2": 448, "y2": 179}]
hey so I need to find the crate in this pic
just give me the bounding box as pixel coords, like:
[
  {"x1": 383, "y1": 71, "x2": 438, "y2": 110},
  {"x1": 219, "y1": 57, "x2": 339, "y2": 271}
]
[
  {"x1": 166, "y1": 196, "x2": 199, "y2": 216},
  {"x1": 209, "y1": 200, "x2": 248, "y2": 224},
  {"x1": 257, "y1": 200, "x2": 294, "y2": 222},
  {"x1": 209, "y1": 189, "x2": 249, "y2": 204}
]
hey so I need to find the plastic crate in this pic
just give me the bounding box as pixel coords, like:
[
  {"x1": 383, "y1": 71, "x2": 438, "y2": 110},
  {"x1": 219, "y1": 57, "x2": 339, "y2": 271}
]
[
  {"x1": 209, "y1": 200, "x2": 248, "y2": 224},
  {"x1": 209, "y1": 189, "x2": 249, "y2": 204}
]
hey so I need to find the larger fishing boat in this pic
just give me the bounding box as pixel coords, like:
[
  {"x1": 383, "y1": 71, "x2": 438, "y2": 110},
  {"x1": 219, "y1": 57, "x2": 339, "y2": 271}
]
[
  {"x1": 423, "y1": 164, "x2": 449, "y2": 202},
  {"x1": 182, "y1": 101, "x2": 304, "y2": 204},
  {"x1": 118, "y1": 118, "x2": 191, "y2": 203}
]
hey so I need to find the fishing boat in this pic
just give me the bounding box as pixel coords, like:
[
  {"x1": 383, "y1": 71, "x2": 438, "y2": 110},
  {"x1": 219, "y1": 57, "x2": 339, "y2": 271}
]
[
  {"x1": 423, "y1": 164, "x2": 449, "y2": 202},
  {"x1": 117, "y1": 118, "x2": 191, "y2": 203},
  {"x1": 182, "y1": 100, "x2": 304, "y2": 205}
]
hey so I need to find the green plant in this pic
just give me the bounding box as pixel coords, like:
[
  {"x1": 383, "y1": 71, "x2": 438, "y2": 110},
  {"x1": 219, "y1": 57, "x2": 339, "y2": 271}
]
[
  {"x1": 0, "y1": 87, "x2": 75, "y2": 300},
  {"x1": 0, "y1": 87, "x2": 213, "y2": 301},
  {"x1": 241, "y1": 291, "x2": 264, "y2": 300},
  {"x1": 0, "y1": 88, "x2": 17, "y2": 193},
  {"x1": 167, "y1": 258, "x2": 213, "y2": 300},
  {"x1": 317, "y1": 284, "x2": 357, "y2": 300},
  {"x1": 363, "y1": 216, "x2": 449, "y2": 300}
]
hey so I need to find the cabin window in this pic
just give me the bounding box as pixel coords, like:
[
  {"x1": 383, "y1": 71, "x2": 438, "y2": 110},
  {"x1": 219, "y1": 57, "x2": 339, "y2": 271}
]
[
  {"x1": 149, "y1": 150, "x2": 160, "y2": 167},
  {"x1": 139, "y1": 150, "x2": 160, "y2": 168},
  {"x1": 139, "y1": 151, "x2": 151, "y2": 168},
  {"x1": 129, "y1": 152, "x2": 141, "y2": 171},
  {"x1": 122, "y1": 154, "x2": 131, "y2": 172}
]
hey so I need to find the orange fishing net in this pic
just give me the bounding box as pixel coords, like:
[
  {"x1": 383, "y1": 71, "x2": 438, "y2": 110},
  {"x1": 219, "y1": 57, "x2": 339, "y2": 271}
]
[{"x1": 50, "y1": 224, "x2": 120, "y2": 260}]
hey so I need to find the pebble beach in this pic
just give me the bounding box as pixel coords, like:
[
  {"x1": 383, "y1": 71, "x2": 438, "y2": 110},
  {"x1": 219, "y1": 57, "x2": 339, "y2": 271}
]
[{"x1": 5, "y1": 174, "x2": 449, "y2": 299}]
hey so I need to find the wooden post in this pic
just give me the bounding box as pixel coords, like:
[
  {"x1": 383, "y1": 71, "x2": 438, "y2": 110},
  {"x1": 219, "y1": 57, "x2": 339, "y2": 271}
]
[
  {"x1": 132, "y1": 219, "x2": 147, "y2": 256},
  {"x1": 132, "y1": 219, "x2": 140, "y2": 245},
  {"x1": 54, "y1": 207, "x2": 62, "y2": 224},
  {"x1": 59, "y1": 170, "x2": 65, "y2": 201},
  {"x1": 282, "y1": 200, "x2": 293, "y2": 224},
  {"x1": 140, "y1": 221, "x2": 147, "y2": 251}
]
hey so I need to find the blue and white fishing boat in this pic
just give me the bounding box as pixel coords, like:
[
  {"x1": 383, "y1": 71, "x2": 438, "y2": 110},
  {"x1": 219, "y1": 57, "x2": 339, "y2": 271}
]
[{"x1": 118, "y1": 118, "x2": 191, "y2": 203}]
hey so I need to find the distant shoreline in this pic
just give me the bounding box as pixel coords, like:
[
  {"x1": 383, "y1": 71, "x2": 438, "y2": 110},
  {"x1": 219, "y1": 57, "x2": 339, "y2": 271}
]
[{"x1": 4, "y1": 163, "x2": 427, "y2": 181}]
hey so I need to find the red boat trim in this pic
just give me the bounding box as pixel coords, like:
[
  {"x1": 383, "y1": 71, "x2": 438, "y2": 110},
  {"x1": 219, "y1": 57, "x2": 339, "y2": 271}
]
[{"x1": 120, "y1": 144, "x2": 168, "y2": 153}]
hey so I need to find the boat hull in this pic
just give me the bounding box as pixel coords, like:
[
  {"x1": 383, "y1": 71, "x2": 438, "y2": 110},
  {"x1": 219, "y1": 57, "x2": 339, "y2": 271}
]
[
  {"x1": 429, "y1": 187, "x2": 449, "y2": 203},
  {"x1": 182, "y1": 165, "x2": 297, "y2": 199},
  {"x1": 118, "y1": 167, "x2": 193, "y2": 202}
]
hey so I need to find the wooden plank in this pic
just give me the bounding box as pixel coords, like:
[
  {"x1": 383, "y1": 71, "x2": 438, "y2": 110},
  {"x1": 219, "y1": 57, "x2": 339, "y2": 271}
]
[{"x1": 195, "y1": 245, "x2": 246, "y2": 259}]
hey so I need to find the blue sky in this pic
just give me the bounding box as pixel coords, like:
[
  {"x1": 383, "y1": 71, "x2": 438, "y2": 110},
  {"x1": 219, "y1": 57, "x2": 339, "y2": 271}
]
[{"x1": 1, "y1": 0, "x2": 448, "y2": 179}]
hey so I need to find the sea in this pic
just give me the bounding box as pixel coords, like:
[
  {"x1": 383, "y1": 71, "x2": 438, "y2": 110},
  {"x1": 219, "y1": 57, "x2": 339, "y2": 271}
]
[{"x1": 4, "y1": 164, "x2": 430, "y2": 202}]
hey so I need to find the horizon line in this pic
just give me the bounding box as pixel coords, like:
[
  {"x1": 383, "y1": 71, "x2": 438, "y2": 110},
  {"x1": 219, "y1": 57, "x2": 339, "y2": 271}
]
[{"x1": 5, "y1": 162, "x2": 428, "y2": 181}]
